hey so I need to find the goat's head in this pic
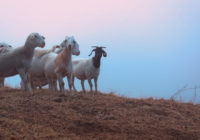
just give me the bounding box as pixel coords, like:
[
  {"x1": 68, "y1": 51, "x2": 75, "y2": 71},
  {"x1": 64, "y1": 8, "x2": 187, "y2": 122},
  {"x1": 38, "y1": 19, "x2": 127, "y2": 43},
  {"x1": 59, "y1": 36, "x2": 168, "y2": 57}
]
[
  {"x1": 61, "y1": 36, "x2": 80, "y2": 56},
  {"x1": 0, "y1": 42, "x2": 12, "y2": 48},
  {"x1": 28, "y1": 32, "x2": 45, "y2": 48},
  {"x1": 88, "y1": 46, "x2": 107, "y2": 58}
]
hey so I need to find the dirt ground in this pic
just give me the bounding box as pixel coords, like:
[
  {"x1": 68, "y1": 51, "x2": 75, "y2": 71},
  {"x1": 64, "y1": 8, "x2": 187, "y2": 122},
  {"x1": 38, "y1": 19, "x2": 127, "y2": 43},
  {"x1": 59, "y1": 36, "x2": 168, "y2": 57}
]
[{"x1": 0, "y1": 87, "x2": 200, "y2": 140}]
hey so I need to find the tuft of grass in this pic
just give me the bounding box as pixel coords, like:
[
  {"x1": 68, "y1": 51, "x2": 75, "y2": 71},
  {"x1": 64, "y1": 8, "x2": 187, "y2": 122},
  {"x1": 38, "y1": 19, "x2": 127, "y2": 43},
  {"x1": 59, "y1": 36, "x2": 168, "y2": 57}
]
[{"x1": 0, "y1": 88, "x2": 200, "y2": 139}]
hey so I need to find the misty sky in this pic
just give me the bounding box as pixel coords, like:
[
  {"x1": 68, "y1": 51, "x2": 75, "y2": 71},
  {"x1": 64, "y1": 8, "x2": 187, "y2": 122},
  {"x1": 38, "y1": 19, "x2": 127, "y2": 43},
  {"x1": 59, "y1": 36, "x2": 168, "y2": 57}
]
[{"x1": 0, "y1": 0, "x2": 200, "y2": 99}]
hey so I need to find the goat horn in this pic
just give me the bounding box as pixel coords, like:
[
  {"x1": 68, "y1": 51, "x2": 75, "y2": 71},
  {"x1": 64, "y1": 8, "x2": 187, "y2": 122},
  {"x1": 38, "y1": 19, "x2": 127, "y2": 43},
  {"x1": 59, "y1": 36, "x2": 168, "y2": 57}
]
[
  {"x1": 91, "y1": 46, "x2": 98, "y2": 48},
  {"x1": 99, "y1": 46, "x2": 106, "y2": 48},
  {"x1": 88, "y1": 49, "x2": 95, "y2": 56}
]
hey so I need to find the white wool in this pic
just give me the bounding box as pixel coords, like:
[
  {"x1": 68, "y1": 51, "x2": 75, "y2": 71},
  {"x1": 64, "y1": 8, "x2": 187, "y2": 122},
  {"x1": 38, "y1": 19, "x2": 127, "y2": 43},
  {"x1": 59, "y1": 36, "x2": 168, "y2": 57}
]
[
  {"x1": 27, "y1": 36, "x2": 80, "y2": 94},
  {"x1": 0, "y1": 32, "x2": 45, "y2": 92}
]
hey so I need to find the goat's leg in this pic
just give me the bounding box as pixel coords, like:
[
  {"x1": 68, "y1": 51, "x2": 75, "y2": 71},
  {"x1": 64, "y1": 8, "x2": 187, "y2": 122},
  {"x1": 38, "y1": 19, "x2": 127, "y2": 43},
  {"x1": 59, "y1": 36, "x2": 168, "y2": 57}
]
[
  {"x1": 94, "y1": 77, "x2": 98, "y2": 94},
  {"x1": 81, "y1": 80, "x2": 86, "y2": 94},
  {"x1": 72, "y1": 76, "x2": 77, "y2": 92},
  {"x1": 88, "y1": 79, "x2": 93, "y2": 94},
  {"x1": 56, "y1": 74, "x2": 65, "y2": 94},
  {"x1": 18, "y1": 68, "x2": 32, "y2": 93},
  {"x1": 67, "y1": 74, "x2": 73, "y2": 94}
]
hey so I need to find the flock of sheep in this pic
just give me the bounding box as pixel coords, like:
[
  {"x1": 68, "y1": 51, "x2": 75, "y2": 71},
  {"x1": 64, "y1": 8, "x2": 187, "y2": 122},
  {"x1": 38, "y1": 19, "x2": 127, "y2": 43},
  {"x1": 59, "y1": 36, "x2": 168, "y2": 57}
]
[{"x1": 0, "y1": 32, "x2": 107, "y2": 94}]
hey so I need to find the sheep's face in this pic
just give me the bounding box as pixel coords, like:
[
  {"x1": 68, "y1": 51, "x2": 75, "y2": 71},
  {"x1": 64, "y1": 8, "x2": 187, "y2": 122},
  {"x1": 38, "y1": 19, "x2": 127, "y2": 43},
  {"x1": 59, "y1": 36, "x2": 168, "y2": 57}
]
[
  {"x1": 66, "y1": 36, "x2": 80, "y2": 56},
  {"x1": 29, "y1": 33, "x2": 45, "y2": 48},
  {"x1": 0, "y1": 42, "x2": 12, "y2": 48}
]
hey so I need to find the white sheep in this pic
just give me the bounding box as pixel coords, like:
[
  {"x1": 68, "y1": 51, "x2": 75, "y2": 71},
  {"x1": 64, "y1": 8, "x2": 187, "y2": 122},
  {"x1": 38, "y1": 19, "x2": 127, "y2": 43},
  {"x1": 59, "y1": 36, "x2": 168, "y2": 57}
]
[
  {"x1": 21, "y1": 45, "x2": 60, "y2": 89},
  {"x1": 28, "y1": 36, "x2": 80, "y2": 94},
  {"x1": 72, "y1": 46, "x2": 107, "y2": 94},
  {"x1": 0, "y1": 42, "x2": 12, "y2": 88},
  {"x1": 0, "y1": 33, "x2": 45, "y2": 92}
]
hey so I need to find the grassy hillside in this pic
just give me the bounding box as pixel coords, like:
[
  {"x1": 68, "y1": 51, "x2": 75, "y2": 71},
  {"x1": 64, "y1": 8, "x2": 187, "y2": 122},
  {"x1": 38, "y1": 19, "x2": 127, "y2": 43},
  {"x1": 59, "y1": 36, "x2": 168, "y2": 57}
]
[{"x1": 0, "y1": 88, "x2": 200, "y2": 140}]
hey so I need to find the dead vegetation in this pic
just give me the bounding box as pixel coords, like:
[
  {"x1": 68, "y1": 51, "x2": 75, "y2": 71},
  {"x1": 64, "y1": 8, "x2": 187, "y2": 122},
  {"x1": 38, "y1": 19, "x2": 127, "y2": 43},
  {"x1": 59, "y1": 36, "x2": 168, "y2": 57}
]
[{"x1": 0, "y1": 87, "x2": 200, "y2": 140}]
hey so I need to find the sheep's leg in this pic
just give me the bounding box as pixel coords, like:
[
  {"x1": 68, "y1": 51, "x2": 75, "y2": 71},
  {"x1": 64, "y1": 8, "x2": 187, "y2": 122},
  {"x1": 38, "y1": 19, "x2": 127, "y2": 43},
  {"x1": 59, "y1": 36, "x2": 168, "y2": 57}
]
[
  {"x1": 18, "y1": 68, "x2": 32, "y2": 93},
  {"x1": 20, "y1": 80, "x2": 25, "y2": 90},
  {"x1": 81, "y1": 80, "x2": 86, "y2": 94},
  {"x1": 56, "y1": 74, "x2": 65, "y2": 94},
  {"x1": 50, "y1": 79, "x2": 56, "y2": 93},
  {"x1": 46, "y1": 76, "x2": 54, "y2": 93},
  {"x1": 94, "y1": 77, "x2": 98, "y2": 94},
  {"x1": 67, "y1": 74, "x2": 73, "y2": 94},
  {"x1": 0, "y1": 78, "x2": 4, "y2": 88},
  {"x1": 28, "y1": 74, "x2": 34, "y2": 90},
  {"x1": 72, "y1": 76, "x2": 77, "y2": 92},
  {"x1": 53, "y1": 80, "x2": 57, "y2": 91},
  {"x1": 88, "y1": 79, "x2": 93, "y2": 94}
]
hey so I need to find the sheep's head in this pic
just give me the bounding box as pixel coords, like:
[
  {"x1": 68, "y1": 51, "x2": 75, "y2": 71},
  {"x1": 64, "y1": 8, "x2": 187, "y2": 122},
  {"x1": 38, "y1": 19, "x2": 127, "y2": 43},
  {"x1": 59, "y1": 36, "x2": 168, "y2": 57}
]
[
  {"x1": 28, "y1": 33, "x2": 45, "y2": 48},
  {"x1": 0, "y1": 42, "x2": 12, "y2": 48},
  {"x1": 61, "y1": 36, "x2": 80, "y2": 56},
  {"x1": 89, "y1": 46, "x2": 107, "y2": 58}
]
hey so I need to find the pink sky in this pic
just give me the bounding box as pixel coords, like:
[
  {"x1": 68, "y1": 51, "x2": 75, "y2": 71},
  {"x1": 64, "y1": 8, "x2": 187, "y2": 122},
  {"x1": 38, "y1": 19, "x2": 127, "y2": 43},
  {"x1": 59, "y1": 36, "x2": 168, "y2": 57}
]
[{"x1": 0, "y1": 0, "x2": 178, "y2": 49}]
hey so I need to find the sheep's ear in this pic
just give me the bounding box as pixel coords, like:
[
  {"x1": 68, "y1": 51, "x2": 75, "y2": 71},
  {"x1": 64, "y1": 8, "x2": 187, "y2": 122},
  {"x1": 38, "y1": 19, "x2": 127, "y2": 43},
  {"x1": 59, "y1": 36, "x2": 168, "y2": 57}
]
[{"x1": 30, "y1": 34, "x2": 36, "y2": 40}]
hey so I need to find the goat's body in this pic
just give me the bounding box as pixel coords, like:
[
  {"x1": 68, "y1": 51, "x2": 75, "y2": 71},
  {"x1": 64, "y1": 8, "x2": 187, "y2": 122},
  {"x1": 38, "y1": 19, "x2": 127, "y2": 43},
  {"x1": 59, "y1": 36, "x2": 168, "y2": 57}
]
[
  {"x1": 72, "y1": 47, "x2": 107, "y2": 94},
  {"x1": 73, "y1": 58, "x2": 99, "y2": 80}
]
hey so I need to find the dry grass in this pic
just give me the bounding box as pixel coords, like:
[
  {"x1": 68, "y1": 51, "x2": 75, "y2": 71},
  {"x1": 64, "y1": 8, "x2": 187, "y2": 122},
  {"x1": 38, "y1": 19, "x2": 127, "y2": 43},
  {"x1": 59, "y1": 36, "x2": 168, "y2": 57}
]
[{"x1": 0, "y1": 87, "x2": 200, "y2": 140}]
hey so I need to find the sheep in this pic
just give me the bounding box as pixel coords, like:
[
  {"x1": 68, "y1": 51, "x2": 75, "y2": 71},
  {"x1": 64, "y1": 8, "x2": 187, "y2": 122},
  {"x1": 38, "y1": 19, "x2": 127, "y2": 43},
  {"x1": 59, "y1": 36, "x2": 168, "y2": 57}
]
[
  {"x1": 21, "y1": 45, "x2": 61, "y2": 89},
  {"x1": 44, "y1": 36, "x2": 80, "y2": 94},
  {"x1": 0, "y1": 42, "x2": 13, "y2": 88},
  {"x1": 28, "y1": 36, "x2": 80, "y2": 94},
  {"x1": 72, "y1": 46, "x2": 107, "y2": 94},
  {"x1": 0, "y1": 33, "x2": 45, "y2": 92}
]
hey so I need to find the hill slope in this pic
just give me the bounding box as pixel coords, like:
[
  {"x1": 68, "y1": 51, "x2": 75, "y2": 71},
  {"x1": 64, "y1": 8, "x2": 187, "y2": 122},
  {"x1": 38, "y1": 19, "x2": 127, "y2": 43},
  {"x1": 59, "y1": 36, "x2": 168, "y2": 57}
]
[{"x1": 0, "y1": 88, "x2": 200, "y2": 140}]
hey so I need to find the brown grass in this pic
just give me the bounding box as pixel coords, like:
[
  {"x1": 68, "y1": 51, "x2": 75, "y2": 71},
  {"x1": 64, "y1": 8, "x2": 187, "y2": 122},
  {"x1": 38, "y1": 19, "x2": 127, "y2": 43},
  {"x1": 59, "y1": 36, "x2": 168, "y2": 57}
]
[{"x1": 0, "y1": 87, "x2": 200, "y2": 140}]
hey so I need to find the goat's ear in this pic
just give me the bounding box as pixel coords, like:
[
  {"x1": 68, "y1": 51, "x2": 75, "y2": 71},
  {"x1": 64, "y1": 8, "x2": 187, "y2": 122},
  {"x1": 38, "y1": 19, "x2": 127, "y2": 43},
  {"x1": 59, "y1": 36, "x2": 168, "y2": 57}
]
[{"x1": 102, "y1": 50, "x2": 107, "y2": 57}]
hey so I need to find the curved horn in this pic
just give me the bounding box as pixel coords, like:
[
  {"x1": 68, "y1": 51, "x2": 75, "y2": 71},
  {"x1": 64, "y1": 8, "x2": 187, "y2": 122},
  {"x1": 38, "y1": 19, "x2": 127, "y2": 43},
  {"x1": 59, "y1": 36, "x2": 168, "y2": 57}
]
[
  {"x1": 88, "y1": 49, "x2": 95, "y2": 56},
  {"x1": 91, "y1": 46, "x2": 98, "y2": 48},
  {"x1": 99, "y1": 46, "x2": 106, "y2": 48}
]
